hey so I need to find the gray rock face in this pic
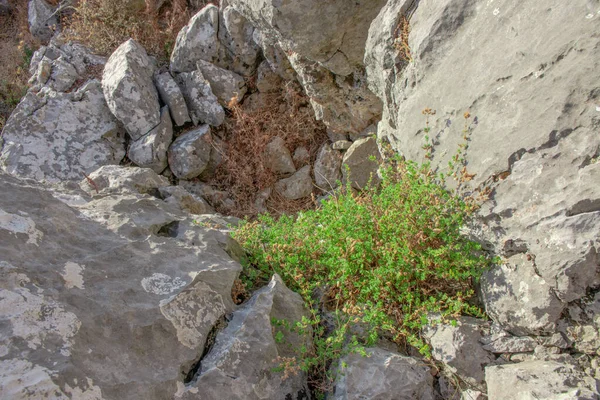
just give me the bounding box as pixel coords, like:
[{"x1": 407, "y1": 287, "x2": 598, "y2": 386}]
[
  {"x1": 293, "y1": 147, "x2": 310, "y2": 168},
  {"x1": 168, "y1": 125, "x2": 213, "y2": 179},
  {"x1": 423, "y1": 317, "x2": 495, "y2": 388},
  {"x1": 342, "y1": 136, "x2": 382, "y2": 190},
  {"x1": 264, "y1": 136, "x2": 296, "y2": 175},
  {"x1": 28, "y1": 0, "x2": 58, "y2": 42},
  {"x1": 365, "y1": 0, "x2": 600, "y2": 330},
  {"x1": 275, "y1": 165, "x2": 313, "y2": 200},
  {"x1": 175, "y1": 70, "x2": 225, "y2": 126},
  {"x1": 314, "y1": 144, "x2": 342, "y2": 190},
  {"x1": 78, "y1": 164, "x2": 169, "y2": 196},
  {"x1": 217, "y1": 5, "x2": 261, "y2": 76},
  {"x1": 102, "y1": 39, "x2": 160, "y2": 140},
  {"x1": 333, "y1": 347, "x2": 436, "y2": 400},
  {"x1": 256, "y1": 60, "x2": 282, "y2": 93},
  {"x1": 0, "y1": 171, "x2": 242, "y2": 400},
  {"x1": 0, "y1": 81, "x2": 125, "y2": 183},
  {"x1": 485, "y1": 361, "x2": 600, "y2": 400},
  {"x1": 46, "y1": 56, "x2": 79, "y2": 92},
  {"x1": 154, "y1": 72, "x2": 191, "y2": 126},
  {"x1": 170, "y1": 5, "x2": 219, "y2": 73},
  {"x1": 129, "y1": 106, "x2": 174, "y2": 173},
  {"x1": 178, "y1": 274, "x2": 311, "y2": 400},
  {"x1": 480, "y1": 254, "x2": 564, "y2": 336},
  {"x1": 196, "y1": 59, "x2": 247, "y2": 106}
]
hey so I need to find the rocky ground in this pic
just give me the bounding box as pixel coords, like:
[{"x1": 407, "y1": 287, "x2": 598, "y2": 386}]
[{"x1": 0, "y1": 0, "x2": 599, "y2": 399}]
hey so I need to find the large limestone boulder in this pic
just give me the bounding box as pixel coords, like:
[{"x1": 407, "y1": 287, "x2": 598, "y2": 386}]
[
  {"x1": 0, "y1": 171, "x2": 242, "y2": 399},
  {"x1": 170, "y1": 5, "x2": 219, "y2": 73},
  {"x1": 178, "y1": 274, "x2": 311, "y2": 399},
  {"x1": 333, "y1": 347, "x2": 436, "y2": 400},
  {"x1": 0, "y1": 81, "x2": 125, "y2": 183},
  {"x1": 217, "y1": 5, "x2": 261, "y2": 76},
  {"x1": 365, "y1": 0, "x2": 600, "y2": 331},
  {"x1": 102, "y1": 39, "x2": 160, "y2": 141},
  {"x1": 485, "y1": 361, "x2": 600, "y2": 400},
  {"x1": 128, "y1": 106, "x2": 174, "y2": 173}
]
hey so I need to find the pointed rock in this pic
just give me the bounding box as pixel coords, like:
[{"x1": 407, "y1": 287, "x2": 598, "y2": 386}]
[{"x1": 129, "y1": 106, "x2": 174, "y2": 173}]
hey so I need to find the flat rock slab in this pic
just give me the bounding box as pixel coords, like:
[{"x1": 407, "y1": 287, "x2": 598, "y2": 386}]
[
  {"x1": 0, "y1": 81, "x2": 125, "y2": 183},
  {"x1": 102, "y1": 39, "x2": 160, "y2": 140}
]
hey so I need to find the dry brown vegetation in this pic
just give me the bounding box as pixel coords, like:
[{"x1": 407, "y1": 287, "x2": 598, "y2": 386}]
[
  {"x1": 0, "y1": 0, "x2": 40, "y2": 130},
  {"x1": 208, "y1": 84, "x2": 328, "y2": 218},
  {"x1": 63, "y1": 0, "x2": 215, "y2": 61}
]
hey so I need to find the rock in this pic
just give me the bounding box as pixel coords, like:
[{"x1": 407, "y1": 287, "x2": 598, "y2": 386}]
[
  {"x1": 170, "y1": 5, "x2": 219, "y2": 73},
  {"x1": 263, "y1": 136, "x2": 296, "y2": 175},
  {"x1": 32, "y1": 56, "x2": 52, "y2": 86},
  {"x1": 180, "y1": 181, "x2": 236, "y2": 212},
  {"x1": 293, "y1": 146, "x2": 310, "y2": 168},
  {"x1": 175, "y1": 70, "x2": 225, "y2": 126},
  {"x1": 129, "y1": 106, "x2": 174, "y2": 173},
  {"x1": 158, "y1": 186, "x2": 214, "y2": 215},
  {"x1": 217, "y1": 5, "x2": 261, "y2": 76},
  {"x1": 196, "y1": 59, "x2": 247, "y2": 106},
  {"x1": 198, "y1": 134, "x2": 226, "y2": 182},
  {"x1": 78, "y1": 164, "x2": 169, "y2": 196},
  {"x1": 333, "y1": 347, "x2": 436, "y2": 400},
  {"x1": 256, "y1": 60, "x2": 282, "y2": 93},
  {"x1": 0, "y1": 81, "x2": 125, "y2": 183},
  {"x1": 47, "y1": 56, "x2": 79, "y2": 92},
  {"x1": 28, "y1": 0, "x2": 58, "y2": 42},
  {"x1": 423, "y1": 316, "x2": 495, "y2": 388},
  {"x1": 274, "y1": 165, "x2": 313, "y2": 200},
  {"x1": 154, "y1": 72, "x2": 191, "y2": 126},
  {"x1": 485, "y1": 360, "x2": 600, "y2": 400},
  {"x1": 567, "y1": 326, "x2": 600, "y2": 356},
  {"x1": 254, "y1": 187, "x2": 272, "y2": 214},
  {"x1": 538, "y1": 333, "x2": 570, "y2": 349},
  {"x1": 366, "y1": 0, "x2": 600, "y2": 328},
  {"x1": 482, "y1": 335, "x2": 538, "y2": 354},
  {"x1": 332, "y1": 140, "x2": 353, "y2": 150},
  {"x1": 102, "y1": 39, "x2": 160, "y2": 140},
  {"x1": 342, "y1": 136, "x2": 382, "y2": 190},
  {"x1": 461, "y1": 390, "x2": 485, "y2": 400},
  {"x1": 252, "y1": 30, "x2": 296, "y2": 81},
  {"x1": 0, "y1": 172, "x2": 242, "y2": 399},
  {"x1": 314, "y1": 144, "x2": 342, "y2": 190},
  {"x1": 168, "y1": 125, "x2": 213, "y2": 180},
  {"x1": 480, "y1": 254, "x2": 565, "y2": 335},
  {"x1": 178, "y1": 274, "x2": 311, "y2": 399},
  {"x1": 0, "y1": 0, "x2": 10, "y2": 15}
]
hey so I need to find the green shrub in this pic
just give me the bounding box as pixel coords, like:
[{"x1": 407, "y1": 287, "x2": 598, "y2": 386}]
[{"x1": 234, "y1": 145, "x2": 494, "y2": 394}]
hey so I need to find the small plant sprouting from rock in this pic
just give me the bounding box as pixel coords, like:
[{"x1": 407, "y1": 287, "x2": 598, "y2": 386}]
[
  {"x1": 394, "y1": 15, "x2": 413, "y2": 65},
  {"x1": 233, "y1": 126, "x2": 495, "y2": 396}
]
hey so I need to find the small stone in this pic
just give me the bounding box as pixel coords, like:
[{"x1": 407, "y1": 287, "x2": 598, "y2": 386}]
[
  {"x1": 196, "y1": 59, "x2": 246, "y2": 107},
  {"x1": 482, "y1": 335, "x2": 537, "y2": 353},
  {"x1": 28, "y1": 0, "x2": 58, "y2": 42},
  {"x1": 168, "y1": 125, "x2": 213, "y2": 179},
  {"x1": 263, "y1": 137, "x2": 296, "y2": 175},
  {"x1": 48, "y1": 57, "x2": 79, "y2": 92},
  {"x1": 332, "y1": 140, "x2": 353, "y2": 150},
  {"x1": 256, "y1": 60, "x2": 282, "y2": 93},
  {"x1": 314, "y1": 144, "x2": 342, "y2": 190},
  {"x1": 274, "y1": 165, "x2": 313, "y2": 200},
  {"x1": 154, "y1": 72, "x2": 191, "y2": 126},
  {"x1": 342, "y1": 136, "x2": 382, "y2": 190},
  {"x1": 175, "y1": 70, "x2": 224, "y2": 127},
  {"x1": 129, "y1": 106, "x2": 173, "y2": 173},
  {"x1": 293, "y1": 147, "x2": 310, "y2": 167}
]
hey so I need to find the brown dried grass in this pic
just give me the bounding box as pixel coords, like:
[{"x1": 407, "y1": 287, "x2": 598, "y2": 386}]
[
  {"x1": 63, "y1": 0, "x2": 214, "y2": 61},
  {"x1": 209, "y1": 83, "x2": 328, "y2": 218},
  {"x1": 0, "y1": 0, "x2": 39, "y2": 131}
]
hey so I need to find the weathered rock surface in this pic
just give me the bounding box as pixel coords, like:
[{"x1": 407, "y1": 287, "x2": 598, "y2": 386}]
[
  {"x1": 263, "y1": 136, "x2": 296, "y2": 175},
  {"x1": 423, "y1": 317, "x2": 495, "y2": 388},
  {"x1": 0, "y1": 81, "x2": 125, "y2": 182},
  {"x1": 366, "y1": 0, "x2": 600, "y2": 332},
  {"x1": 129, "y1": 105, "x2": 174, "y2": 173},
  {"x1": 293, "y1": 146, "x2": 310, "y2": 168},
  {"x1": 314, "y1": 144, "x2": 342, "y2": 190},
  {"x1": 256, "y1": 60, "x2": 282, "y2": 93},
  {"x1": 154, "y1": 72, "x2": 191, "y2": 126},
  {"x1": 217, "y1": 4, "x2": 261, "y2": 76},
  {"x1": 480, "y1": 254, "x2": 564, "y2": 335},
  {"x1": 342, "y1": 136, "x2": 382, "y2": 189},
  {"x1": 196, "y1": 59, "x2": 247, "y2": 106},
  {"x1": 485, "y1": 361, "x2": 600, "y2": 400},
  {"x1": 28, "y1": 0, "x2": 58, "y2": 42},
  {"x1": 0, "y1": 171, "x2": 242, "y2": 399},
  {"x1": 170, "y1": 5, "x2": 219, "y2": 73},
  {"x1": 168, "y1": 125, "x2": 213, "y2": 179},
  {"x1": 275, "y1": 165, "x2": 313, "y2": 200},
  {"x1": 178, "y1": 274, "x2": 311, "y2": 400},
  {"x1": 333, "y1": 347, "x2": 435, "y2": 400},
  {"x1": 102, "y1": 39, "x2": 160, "y2": 140},
  {"x1": 175, "y1": 70, "x2": 225, "y2": 126}
]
